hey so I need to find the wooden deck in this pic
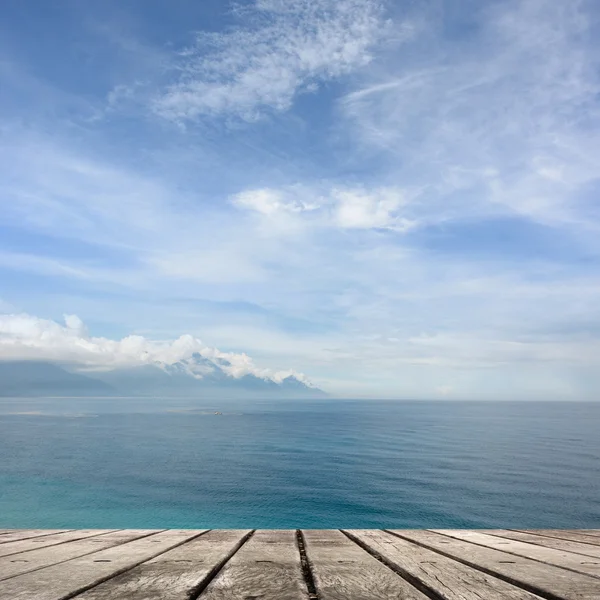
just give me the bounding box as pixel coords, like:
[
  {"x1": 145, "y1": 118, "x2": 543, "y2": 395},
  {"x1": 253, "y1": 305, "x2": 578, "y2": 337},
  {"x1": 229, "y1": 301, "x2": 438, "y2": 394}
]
[{"x1": 0, "y1": 529, "x2": 599, "y2": 599}]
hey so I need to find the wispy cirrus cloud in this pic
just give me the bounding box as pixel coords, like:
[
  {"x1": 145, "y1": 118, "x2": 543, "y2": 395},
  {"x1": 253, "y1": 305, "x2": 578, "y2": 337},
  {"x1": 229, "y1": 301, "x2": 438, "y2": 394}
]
[
  {"x1": 153, "y1": 0, "x2": 394, "y2": 121},
  {"x1": 341, "y1": 0, "x2": 600, "y2": 230}
]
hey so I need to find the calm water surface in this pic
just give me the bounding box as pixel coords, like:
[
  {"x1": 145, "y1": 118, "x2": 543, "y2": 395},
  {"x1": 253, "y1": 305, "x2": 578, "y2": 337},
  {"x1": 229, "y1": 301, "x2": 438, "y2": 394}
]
[{"x1": 0, "y1": 398, "x2": 599, "y2": 529}]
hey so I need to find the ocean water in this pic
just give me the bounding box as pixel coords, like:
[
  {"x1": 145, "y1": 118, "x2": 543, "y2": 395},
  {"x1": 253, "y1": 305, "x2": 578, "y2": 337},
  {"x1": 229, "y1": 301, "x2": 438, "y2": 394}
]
[{"x1": 0, "y1": 398, "x2": 599, "y2": 529}]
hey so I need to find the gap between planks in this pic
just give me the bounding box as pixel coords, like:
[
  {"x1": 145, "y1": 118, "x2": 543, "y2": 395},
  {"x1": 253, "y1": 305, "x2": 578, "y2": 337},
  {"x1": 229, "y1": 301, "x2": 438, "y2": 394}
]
[
  {"x1": 426, "y1": 529, "x2": 600, "y2": 579},
  {"x1": 2, "y1": 530, "x2": 600, "y2": 600},
  {"x1": 386, "y1": 529, "x2": 600, "y2": 600}
]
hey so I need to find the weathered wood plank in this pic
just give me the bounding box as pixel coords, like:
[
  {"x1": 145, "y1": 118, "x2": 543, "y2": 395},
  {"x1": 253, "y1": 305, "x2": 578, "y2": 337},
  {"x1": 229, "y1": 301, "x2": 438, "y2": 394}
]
[
  {"x1": 483, "y1": 530, "x2": 600, "y2": 560},
  {"x1": 429, "y1": 530, "x2": 600, "y2": 579},
  {"x1": 512, "y1": 530, "x2": 600, "y2": 547},
  {"x1": 302, "y1": 529, "x2": 427, "y2": 600},
  {"x1": 540, "y1": 531, "x2": 600, "y2": 538},
  {"x1": 390, "y1": 529, "x2": 600, "y2": 600},
  {"x1": 199, "y1": 530, "x2": 308, "y2": 600},
  {"x1": 74, "y1": 530, "x2": 250, "y2": 600},
  {"x1": 0, "y1": 529, "x2": 118, "y2": 558},
  {"x1": 0, "y1": 529, "x2": 201, "y2": 600},
  {"x1": 0, "y1": 530, "x2": 70, "y2": 544},
  {"x1": 348, "y1": 530, "x2": 541, "y2": 600},
  {"x1": 0, "y1": 529, "x2": 159, "y2": 581}
]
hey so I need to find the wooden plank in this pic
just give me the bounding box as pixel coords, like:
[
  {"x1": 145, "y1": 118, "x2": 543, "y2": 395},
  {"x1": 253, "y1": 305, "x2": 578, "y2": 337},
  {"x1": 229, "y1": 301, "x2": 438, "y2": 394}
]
[
  {"x1": 483, "y1": 530, "x2": 600, "y2": 560},
  {"x1": 430, "y1": 530, "x2": 600, "y2": 579},
  {"x1": 200, "y1": 530, "x2": 309, "y2": 600},
  {"x1": 348, "y1": 530, "x2": 541, "y2": 600},
  {"x1": 74, "y1": 530, "x2": 251, "y2": 600},
  {"x1": 541, "y1": 531, "x2": 600, "y2": 538},
  {"x1": 0, "y1": 530, "x2": 70, "y2": 544},
  {"x1": 0, "y1": 529, "x2": 159, "y2": 580},
  {"x1": 512, "y1": 530, "x2": 600, "y2": 547},
  {"x1": 302, "y1": 529, "x2": 428, "y2": 600},
  {"x1": 390, "y1": 530, "x2": 600, "y2": 600},
  {"x1": 0, "y1": 529, "x2": 202, "y2": 600},
  {"x1": 0, "y1": 529, "x2": 119, "y2": 558}
]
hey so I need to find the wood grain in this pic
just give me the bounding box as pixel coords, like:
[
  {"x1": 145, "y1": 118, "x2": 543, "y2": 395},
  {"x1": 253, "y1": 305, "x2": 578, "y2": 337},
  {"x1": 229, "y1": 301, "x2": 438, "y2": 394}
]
[
  {"x1": 0, "y1": 529, "x2": 118, "y2": 559},
  {"x1": 74, "y1": 529, "x2": 250, "y2": 600},
  {"x1": 0, "y1": 529, "x2": 158, "y2": 580},
  {"x1": 0, "y1": 530, "x2": 69, "y2": 544},
  {"x1": 302, "y1": 529, "x2": 427, "y2": 600},
  {"x1": 348, "y1": 529, "x2": 541, "y2": 600},
  {"x1": 482, "y1": 530, "x2": 600, "y2": 560},
  {"x1": 390, "y1": 529, "x2": 600, "y2": 600},
  {"x1": 0, "y1": 529, "x2": 201, "y2": 600},
  {"x1": 2, "y1": 529, "x2": 600, "y2": 599},
  {"x1": 200, "y1": 529, "x2": 309, "y2": 600},
  {"x1": 430, "y1": 530, "x2": 600, "y2": 578},
  {"x1": 511, "y1": 530, "x2": 600, "y2": 547}
]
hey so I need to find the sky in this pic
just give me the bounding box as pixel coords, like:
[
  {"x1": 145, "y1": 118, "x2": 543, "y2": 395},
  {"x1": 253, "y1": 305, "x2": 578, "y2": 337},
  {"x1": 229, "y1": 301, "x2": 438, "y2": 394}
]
[{"x1": 1, "y1": 0, "x2": 600, "y2": 400}]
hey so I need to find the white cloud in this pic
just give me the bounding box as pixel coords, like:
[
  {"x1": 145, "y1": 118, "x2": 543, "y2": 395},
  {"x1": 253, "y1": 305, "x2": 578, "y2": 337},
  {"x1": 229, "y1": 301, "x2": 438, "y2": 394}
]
[
  {"x1": 341, "y1": 0, "x2": 600, "y2": 229},
  {"x1": 231, "y1": 185, "x2": 415, "y2": 230},
  {"x1": 332, "y1": 187, "x2": 414, "y2": 230},
  {"x1": 232, "y1": 188, "x2": 318, "y2": 216},
  {"x1": 154, "y1": 0, "x2": 391, "y2": 121},
  {"x1": 0, "y1": 313, "x2": 312, "y2": 385}
]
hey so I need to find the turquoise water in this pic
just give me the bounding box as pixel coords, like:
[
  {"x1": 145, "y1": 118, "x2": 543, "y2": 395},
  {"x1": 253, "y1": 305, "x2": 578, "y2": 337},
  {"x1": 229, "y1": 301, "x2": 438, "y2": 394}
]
[{"x1": 0, "y1": 398, "x2": 599, "y2": 529}]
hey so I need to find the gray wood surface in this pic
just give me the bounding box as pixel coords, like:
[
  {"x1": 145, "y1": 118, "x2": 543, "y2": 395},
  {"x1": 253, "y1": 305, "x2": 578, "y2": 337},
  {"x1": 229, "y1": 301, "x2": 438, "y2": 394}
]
[
  {"x1": 200, "y1": 530, "x2": 309, "y2": 600},
  {"x1": 390, "y1": 529, "x2": 600, "y2": 600},
  {"x1": 481, "y1": 530, "x2": 600, "y2": 560},
  {"x1": 348, "y1": 529, "x2": 541, "y2": 600},
  {"x1": 0, "y1": 529, "x2": 118, "y2": 558},
  {"x1": 430, "y1": 529, "x2": 600, "y2": 578},
  {"x1": 0, "y1": 529, "x2": 69, "y2": 544},
  {"x1": 512, "y1": 530, "x2": 600, "y2": 547},
  {"x1": 0, "y1": 529, "x2": 200, "y2": 600},
  {"x1": 302, "y1": 529, "x2": 427, "y2": 600},
  {"x1": 479, "y1": 529, "x2": 600, "y2": 559},
  {"x1": 1, "y1": 529, "x2": 599, "y2": 599},
  {"x1": 0, "y1": 529, "x2": 158, "y2": 580},
  {"x1": 74, "y1": 529, "x2": 250, "y2": 600}
]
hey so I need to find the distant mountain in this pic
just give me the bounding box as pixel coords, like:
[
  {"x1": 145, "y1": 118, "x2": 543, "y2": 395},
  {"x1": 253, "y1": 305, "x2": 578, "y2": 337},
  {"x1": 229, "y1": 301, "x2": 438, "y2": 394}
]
[
  {"x1": 91, "y1": 354, "x2": 327, "y2": 398},
  {"x1": 0, "y1": 361, "x2": 115, "y2": 397},
  {"x1": 0, "y1": 358, "x2": 327, "y2": 398}
]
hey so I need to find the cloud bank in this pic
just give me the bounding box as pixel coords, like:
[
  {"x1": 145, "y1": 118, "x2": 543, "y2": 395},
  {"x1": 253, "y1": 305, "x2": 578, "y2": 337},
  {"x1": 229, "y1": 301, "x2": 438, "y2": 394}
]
[{"x1": 0, "y1": 313, "x2": 312, "y2": 385}]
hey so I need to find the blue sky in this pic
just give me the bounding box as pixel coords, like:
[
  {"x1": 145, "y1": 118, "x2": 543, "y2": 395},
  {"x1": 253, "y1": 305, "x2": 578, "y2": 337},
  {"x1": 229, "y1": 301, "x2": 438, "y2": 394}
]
[{"x1": 1, "y1": 0, "x2": 600, "y2": 399}]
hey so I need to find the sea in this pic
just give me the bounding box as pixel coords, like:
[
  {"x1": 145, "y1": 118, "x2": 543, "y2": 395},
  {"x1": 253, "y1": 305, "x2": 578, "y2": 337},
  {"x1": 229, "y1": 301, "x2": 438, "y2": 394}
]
[{"x1": 0, "y1": 397, "x2": 599, "y2": 529}]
